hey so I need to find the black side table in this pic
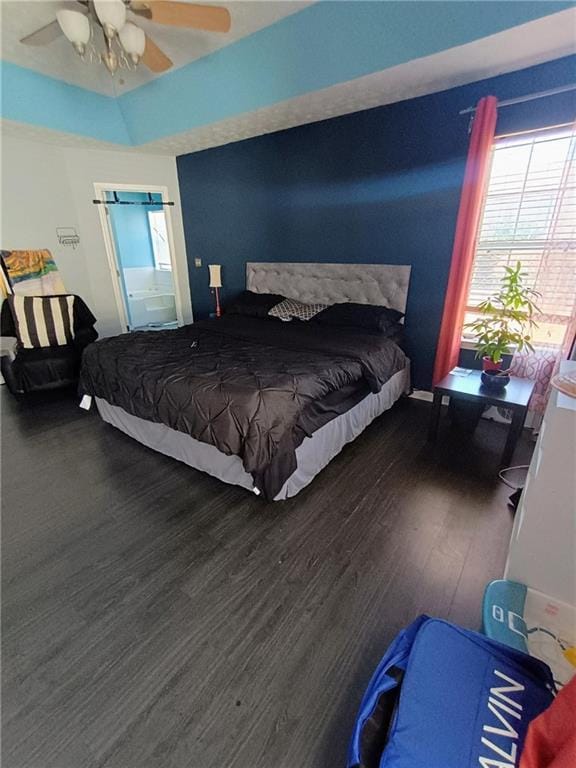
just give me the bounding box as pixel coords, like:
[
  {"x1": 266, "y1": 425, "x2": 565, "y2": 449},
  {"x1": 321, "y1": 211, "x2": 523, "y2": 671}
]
[{"x1": 428, "y1": 370, "x2": 535, "y2": 466}]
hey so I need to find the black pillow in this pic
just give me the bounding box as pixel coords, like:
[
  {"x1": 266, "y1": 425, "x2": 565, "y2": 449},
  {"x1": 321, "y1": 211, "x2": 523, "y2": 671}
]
[
  {"x1": 225, "y1": 290, "x2": 285, "y2": 319},
  {"x1": 382, "y1": 322, "x2": 404, "y2": 345},
  {"x1": 312, "y1": 302, "x2": 404, "y2": 333}
]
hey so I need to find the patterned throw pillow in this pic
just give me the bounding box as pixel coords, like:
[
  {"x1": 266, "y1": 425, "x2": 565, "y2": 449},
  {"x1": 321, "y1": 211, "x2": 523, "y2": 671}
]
[{"x1": 269, "y1": 297, "x2": 328, "y2": 322}]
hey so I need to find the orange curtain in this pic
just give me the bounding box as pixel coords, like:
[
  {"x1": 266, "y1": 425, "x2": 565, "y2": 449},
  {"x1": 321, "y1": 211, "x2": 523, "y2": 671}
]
[{"x1": 433, "y1": 96, "x2": 498, "y2": 385}]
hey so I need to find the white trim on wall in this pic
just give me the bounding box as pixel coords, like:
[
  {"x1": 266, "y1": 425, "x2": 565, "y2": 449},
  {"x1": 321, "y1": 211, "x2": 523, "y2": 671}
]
[
  {"x1": 93, "y1": 182, "x2": 185, "y2": 330},
  {"x1": 93, "y1": 185, "x2": 130, "y2": 332}
]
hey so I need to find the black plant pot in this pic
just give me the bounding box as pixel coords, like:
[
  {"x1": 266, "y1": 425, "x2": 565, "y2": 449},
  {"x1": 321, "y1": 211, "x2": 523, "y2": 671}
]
[{"x1": 481, "y1": 370, "x2": 510, "y2": 390}]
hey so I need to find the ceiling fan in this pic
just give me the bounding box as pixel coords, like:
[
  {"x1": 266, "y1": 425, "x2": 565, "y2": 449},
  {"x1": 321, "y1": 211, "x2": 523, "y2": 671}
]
[{"x1": 20, "y1": 1, "x2": 232, "y2": 75}]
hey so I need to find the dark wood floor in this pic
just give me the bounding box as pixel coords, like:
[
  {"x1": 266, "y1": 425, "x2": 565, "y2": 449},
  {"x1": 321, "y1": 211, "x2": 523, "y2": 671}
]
[{"x1": 1, "y1": 387, "x2": 532, "y2": 768}]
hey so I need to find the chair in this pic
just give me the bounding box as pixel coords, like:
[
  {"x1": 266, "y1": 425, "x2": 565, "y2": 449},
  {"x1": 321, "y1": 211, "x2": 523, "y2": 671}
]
[{"x1": 0, "y1": 295, "x2": 98, "y2": 395}]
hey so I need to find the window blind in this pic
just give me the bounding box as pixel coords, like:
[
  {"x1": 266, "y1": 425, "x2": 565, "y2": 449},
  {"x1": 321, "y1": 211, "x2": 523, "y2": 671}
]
[{"x1": 465, "y1": 123, "x2": 576, "y2": 347}]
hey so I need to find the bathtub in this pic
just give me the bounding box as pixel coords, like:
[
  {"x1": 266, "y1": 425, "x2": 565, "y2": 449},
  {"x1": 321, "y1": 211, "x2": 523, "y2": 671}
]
[{"x1": 127, "y1": 289, "x2": 177, "y2": 328}]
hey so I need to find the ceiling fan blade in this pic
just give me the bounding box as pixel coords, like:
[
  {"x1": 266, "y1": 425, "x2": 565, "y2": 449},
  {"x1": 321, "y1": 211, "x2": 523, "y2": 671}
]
[
  {"x1": 20, "y1": 20, "x2": 63, "y2": 47},
  {"x1": 142, "y1": 35, "x2": 173, "y2": 73},
  {"x1": 131, "y1": 2, "x2": 231, "y2": 33}
]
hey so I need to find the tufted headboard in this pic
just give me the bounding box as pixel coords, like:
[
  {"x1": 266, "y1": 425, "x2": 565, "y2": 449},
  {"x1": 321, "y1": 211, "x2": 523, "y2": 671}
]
[{"x1": 246, "y1": 262, "x2": 411, "y2": 315}]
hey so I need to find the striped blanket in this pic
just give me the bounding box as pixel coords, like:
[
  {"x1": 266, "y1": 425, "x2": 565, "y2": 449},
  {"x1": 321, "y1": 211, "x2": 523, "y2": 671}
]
[{"x1": 8, "y1": 295, "x2": 75, "y2": 348}]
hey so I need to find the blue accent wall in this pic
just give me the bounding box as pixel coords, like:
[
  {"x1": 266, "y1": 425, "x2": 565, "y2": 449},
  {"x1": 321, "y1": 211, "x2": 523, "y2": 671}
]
[
  {"x1": 177, "y1": 56, "x2": 576, "y2": 389},
  {"x1": 107, "y1": 192, "x2": 163, "y2": 269}
]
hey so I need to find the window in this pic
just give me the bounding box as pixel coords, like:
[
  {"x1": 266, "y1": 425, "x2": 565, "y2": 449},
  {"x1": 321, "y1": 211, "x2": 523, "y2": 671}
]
[
  {"x1": 464, "y1": 123, "x2": 576, "y2": 347},
  {"x1": 148, "y1": 210, "x2": 172, "y2": 270}
]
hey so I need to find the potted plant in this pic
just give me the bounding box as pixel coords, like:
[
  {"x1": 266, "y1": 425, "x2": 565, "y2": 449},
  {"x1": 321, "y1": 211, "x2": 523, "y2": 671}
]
[{"x1": 465, "y1": 261, "x2": 540, "y2": 389}]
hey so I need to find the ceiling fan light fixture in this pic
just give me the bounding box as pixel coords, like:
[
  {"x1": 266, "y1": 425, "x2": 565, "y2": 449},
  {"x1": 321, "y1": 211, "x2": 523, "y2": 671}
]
[
  {"x1": 56, "y1": 9, "x2": 90, "y2": 55},
  {"x1": 94, "y1": 0, "x2": 127, "y2": 39},
  {"x1": 101, "y1": 47, "x2": 119, "y2": 75},
  {"x1": 23, "y1": 0, "x2": 232, "y2": 77},
  {"x1": 119, "y1": 22, "x2": 146, "y2": 64}
]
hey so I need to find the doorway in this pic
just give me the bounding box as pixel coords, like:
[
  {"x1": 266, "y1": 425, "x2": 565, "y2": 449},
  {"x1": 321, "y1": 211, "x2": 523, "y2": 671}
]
[{"x1": 95, "y1": 185, "x2": 182, "y2": 331}]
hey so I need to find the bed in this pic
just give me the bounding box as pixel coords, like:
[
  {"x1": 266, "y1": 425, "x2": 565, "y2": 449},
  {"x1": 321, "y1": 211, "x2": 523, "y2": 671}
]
[{"x1": 80, "y1": 263, "x2": 411, "y2": 501}]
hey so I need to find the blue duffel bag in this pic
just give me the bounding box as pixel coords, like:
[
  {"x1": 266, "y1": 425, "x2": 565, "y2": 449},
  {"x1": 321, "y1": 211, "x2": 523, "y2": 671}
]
[{"x1": 348, "y1": 616, "x2": 555, "y2": 768}]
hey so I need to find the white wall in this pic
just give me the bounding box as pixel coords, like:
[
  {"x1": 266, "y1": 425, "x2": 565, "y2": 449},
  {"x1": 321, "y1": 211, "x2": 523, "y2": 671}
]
[
  {"x1": 0, "y1": 134, "x2": 192, "y2": 337},
  {"x1": 0, "y1": 135, "x2": 92, "y2": 305}
]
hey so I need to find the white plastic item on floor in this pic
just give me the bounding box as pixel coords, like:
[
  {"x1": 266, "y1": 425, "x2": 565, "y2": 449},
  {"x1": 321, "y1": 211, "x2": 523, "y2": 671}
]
[
  {"x1": 522, "y1": 589, "x2": 576, "y2": 687},
  {"x1": 505, "y1": 359, "x2": 576, "y2": 607},
  {"x1": 483, "y1": 579, "x2": 576, "y2": 688}
]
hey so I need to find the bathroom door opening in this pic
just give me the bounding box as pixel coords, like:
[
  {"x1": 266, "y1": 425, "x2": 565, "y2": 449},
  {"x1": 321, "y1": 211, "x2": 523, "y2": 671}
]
[{"x1": 95, "y1": 184, "x2": 182, "y2": 332}]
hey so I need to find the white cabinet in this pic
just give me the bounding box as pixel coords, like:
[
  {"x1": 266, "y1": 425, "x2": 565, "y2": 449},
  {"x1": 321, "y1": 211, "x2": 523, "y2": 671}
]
[{"x1": 505, "y1": 360, "x2": 576, "y2": 607}]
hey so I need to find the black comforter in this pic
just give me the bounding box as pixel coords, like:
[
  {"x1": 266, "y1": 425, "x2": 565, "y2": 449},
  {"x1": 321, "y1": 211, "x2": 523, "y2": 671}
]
[{"x1": 79, "y1": 317, "x2": 407, "y2": 499}]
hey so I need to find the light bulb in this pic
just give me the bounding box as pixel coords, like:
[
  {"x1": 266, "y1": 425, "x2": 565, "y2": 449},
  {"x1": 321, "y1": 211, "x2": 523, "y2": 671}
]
[
  {"x1": 119, "y1": 22, "x2": 145, "y2": 64},
  {"x1": 56, "y1": 9, "x2": 90, "y2": 55},
  {"x1": 94, "y1": 0, "x2": 126, "y2": 38}
]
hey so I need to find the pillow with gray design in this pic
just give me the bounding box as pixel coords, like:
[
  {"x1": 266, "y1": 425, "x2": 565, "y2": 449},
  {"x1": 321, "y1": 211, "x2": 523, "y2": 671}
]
[{"x1": 269, "y1": 297, "x2": 328, "y2": 322}]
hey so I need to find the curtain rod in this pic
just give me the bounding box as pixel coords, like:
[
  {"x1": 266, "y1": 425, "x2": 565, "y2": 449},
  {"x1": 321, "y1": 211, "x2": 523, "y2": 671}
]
[
  {"x1": 459, "y1": 83, "x2": 576, "y2": 115},
  {"x1": 93, "y1": 200, "x2": 175, "y2": 206},
  {"x1": 93, "y1": 191, "x2": 174, "y2": 206}
]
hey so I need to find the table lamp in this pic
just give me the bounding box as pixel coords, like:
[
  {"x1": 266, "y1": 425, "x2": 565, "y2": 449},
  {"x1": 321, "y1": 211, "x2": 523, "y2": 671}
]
[{"x1": 208, "y1": 264, "x2": 222, "y2": 318}]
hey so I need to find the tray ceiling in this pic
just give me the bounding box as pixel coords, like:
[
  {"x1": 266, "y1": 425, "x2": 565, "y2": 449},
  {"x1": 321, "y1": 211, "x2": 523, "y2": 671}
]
[{"x1": 1, "y1": 2, "x2": 574, "y2": 155}]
